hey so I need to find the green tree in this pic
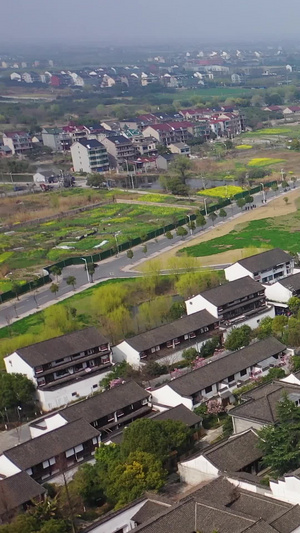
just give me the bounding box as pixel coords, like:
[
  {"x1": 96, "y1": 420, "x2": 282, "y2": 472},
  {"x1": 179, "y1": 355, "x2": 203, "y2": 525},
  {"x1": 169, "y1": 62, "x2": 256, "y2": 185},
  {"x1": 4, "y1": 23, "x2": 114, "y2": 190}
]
[
  {"x1": 291, "y1": 355, "x2": 300, "y2": 372},
  {"x1": 182, "y1": 347, "x2": 198, "y2": 366},
  {"x1": 288, "y1": 296, "x2": 300, "y2": 315},
  {"x1": 196, "y1": 213, "x2": 206, "y2": 229},
  {"x1": 86, "y1": 173, "x2": 106, "y2": 188},
  {"x1": 169, "y1": 156, "x2": 192, "y2": 183},
  {"x1": 199, "y1": 336, "x2": 219, "y2": 358},
  {"x1": 284, "y1": 196, "x2": 289, "y2": 205},
  {"x1": 126, "y1": 249, "x2": 134, "y2": 261},
  {"x1": 11, "y1": 281, "x2": 22, "y2": 301},
  {"x1": 208, "y1": 211, "x2": 217, "y2": 226},
  {"x1": 66, "y1": 276, "x2": 76, "y2": 291},
  {"x1": 165, "y1": 231, "x2": 173, "y2": 239},
  {"x1": 289, "y1": 138, "x2": 300, "y2": 151},
  {"x1": 50, "y1": 283, "x2": 59, "y2": 299},
  {"x1": 245, "y1": 195, "x2": 254, "y2": 205},
  {"x1": 72, "y1": 463, "x2": 104, "y2": 506},
  {"x1": 257, "y1": 316, "x2": 273, "y2": 339},
  {"x1": 219, "y1": 208, "x2": 227, "y2": 218},
  {"x1": 167, "y1": 177, "x2": 190, "y2": 195},
  {"x1": 237, "y1": 198, "x2": 246, "y2": 209},
  {"x1": 167, "y1": 301, "x2": 186, "y2": 321},
  {"x1": 105, "y1": 451, "x2": 167, "y2": 508},
  {"x1": 258, "y1": 394, "x2": 300, "y2": 476},
  {"x1": 272, "y1": 315, "x2": 288, "y2": 338},
  {"x1": 271, "y1": 183, "x2": 278, "y2": 193},
  {"x1": 50, "y1": 265, "x2": 62, "y2": 281},
  {"x1": 0, "y1": 373, "x2": 35, "y2": 415},
  {"x1": 176, "y1": 226, "x2": 188, "y2": 237},
  {"x1": 224, "y1": 325, "x2": 252, "y2": 351},
  {"x1": 87, "y1": 263, "x2": 96, "y2": 283},
  {"x1": 121, "y1": 418, "x2": 190, "y2": 462},
  {"x1": 39, "y1": 520, "x2": 69, "y2": 533},
  {"x1": 142, "y1": 244, "x2": 148, "y2": 255}
]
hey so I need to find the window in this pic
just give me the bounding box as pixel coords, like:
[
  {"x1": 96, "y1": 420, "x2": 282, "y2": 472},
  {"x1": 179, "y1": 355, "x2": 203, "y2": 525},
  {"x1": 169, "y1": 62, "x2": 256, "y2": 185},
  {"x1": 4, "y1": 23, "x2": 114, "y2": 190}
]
[
  {"x1": 35, "y1": 366, "x2": 43, "y2": 374},
  {"x1": 100, "y1": 345, "x2": 108, "y2": 352},
  {"x1": 42, "y1": 457, "x2": 55, "y2": 469},
  {"x1": 72, "y1": 392, "x2": 77, "y2": 397},
  {"x1": 65, "y1": 448, "x2": 75, "y2": 458},
  {"x1": 240, "y1": 369, "x2": 247, "y2": 376},
  {"x1": 92, "y1": 437, "x2": 98, "y2": 445},
  {"x1": 26, "y1": 468, "x2": 33, "y2": 476},
  {"x1": 93, "y1": 384, "x2": 98, "y2": 389},
  {"x1": 228, "y1": 374, "x2": 235, "y2": 383},
  {"x1": 75, "y1": 444, "x2": 83, "y2": 453},
  {"x1": 37, "y1": 377, "x2": 46, "y2": 386},
  {"x1": 205, "y1": 385, "x2": 212, "y2": 394},
  {"x1": 101, "y1": 355, "x2": 110, "y2": 364}
]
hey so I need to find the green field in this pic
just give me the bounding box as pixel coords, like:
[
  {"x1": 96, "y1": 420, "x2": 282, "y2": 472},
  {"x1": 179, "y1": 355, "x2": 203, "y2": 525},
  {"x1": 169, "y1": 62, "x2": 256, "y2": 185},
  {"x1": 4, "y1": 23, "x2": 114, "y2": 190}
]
[
  {"x1": 0, "y1": 203, "x2": 189, "y2": 279},
  {"x1": 180, "y1": 211, "x2": 300, "y2": 258},
  {"x1": 155, "y1": 87, "x2": 253, "y2": 102}
]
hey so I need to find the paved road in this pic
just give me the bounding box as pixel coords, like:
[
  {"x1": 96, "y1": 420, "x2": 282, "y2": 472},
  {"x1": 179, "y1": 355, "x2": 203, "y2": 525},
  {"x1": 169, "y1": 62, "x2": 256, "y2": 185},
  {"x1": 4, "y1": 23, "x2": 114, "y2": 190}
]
[{"x1": 0, "y1": 186, "x2": 296, "y2": 327}]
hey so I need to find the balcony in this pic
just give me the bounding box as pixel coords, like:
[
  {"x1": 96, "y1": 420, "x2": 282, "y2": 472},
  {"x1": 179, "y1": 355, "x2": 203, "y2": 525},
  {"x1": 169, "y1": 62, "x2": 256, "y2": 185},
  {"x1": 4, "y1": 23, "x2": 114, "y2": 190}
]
[{"x1": 35, "y1": 351, "x2": 111, "y2": 378}]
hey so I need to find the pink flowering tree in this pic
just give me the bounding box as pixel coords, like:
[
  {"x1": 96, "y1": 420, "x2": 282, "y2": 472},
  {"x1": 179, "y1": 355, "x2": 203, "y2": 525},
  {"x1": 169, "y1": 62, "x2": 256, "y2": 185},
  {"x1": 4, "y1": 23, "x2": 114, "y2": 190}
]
[{"x1": 207, "y1": 399, "x2": 224, "y2": 421}]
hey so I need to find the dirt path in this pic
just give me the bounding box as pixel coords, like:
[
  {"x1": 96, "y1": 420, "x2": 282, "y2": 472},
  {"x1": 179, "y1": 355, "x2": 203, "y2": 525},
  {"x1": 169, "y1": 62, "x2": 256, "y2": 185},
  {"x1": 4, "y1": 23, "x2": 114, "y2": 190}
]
[{"x1": 138, "y1": 187, "x2": 300, "y2": 270}]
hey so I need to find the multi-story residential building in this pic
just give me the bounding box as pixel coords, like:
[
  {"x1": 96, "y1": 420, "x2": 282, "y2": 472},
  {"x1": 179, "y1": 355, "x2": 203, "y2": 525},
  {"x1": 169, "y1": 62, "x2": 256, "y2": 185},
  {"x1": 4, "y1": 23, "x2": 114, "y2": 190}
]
[
  {"x1": 2, "y1": 131, "x2": 32, "y2": 155},
  {"x1": 71, "y1": 139, "x2": 109, "y2": 173},
  {"x1": 264, "y1": 272, "x2": 300, "y2": 307},
  {"x1": 225, "y1": 248, "x2": 293, "y2": 284},
  {"x1": 151, "y1": 337, "x2": 287, "y2": 410},
  {"x1": 101, "y1": 135, "x2": 135, "y2": 169},
  {"x1": 131, "y1": 135, "x2": 158, "y2": 157},
  {"x1": 62, "y1": 125, "x2": 87, "y2": 143},
  {"x1": 22, "y1": 72, "x2": 41, "y2": 83},
  {"x1": 186, "y1": 277, "x2": 275, "y2": 329},
  {"x1": 4, "y1": 327, "x2": 112, "y2": 410},
  {"x1": 142, "y1": 122, "x2": 192, "y2": 146},
  {"x1": 169, "y1": 142, "x2": 190, "y2": 155},
  {"x1": 42, "y1": 127, "x2": 71, "y2": 151},
  {"x1": 31, "y1": 380, "x2": 152, "y2": 443},
  {"x1": 113, "y1": 310, "x2": 220, "y2": 368},
  {"x1": 0, "y1": 419, "x2": 100, "y2": 484}
]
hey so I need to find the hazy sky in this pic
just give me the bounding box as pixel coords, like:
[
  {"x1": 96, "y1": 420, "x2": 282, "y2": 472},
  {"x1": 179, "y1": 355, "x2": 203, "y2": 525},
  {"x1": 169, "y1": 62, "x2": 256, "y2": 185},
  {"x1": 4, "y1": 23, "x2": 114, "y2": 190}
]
[{"x1": 2, "y1": 0, "x2": 300, "y2": 46}]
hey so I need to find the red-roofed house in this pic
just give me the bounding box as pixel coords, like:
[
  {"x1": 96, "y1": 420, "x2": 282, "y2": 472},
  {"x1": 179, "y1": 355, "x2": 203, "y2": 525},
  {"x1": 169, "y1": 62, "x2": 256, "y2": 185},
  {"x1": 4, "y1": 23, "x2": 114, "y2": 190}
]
[{"x1": 283, "y1": 106, "x2": 300, "y2": 115}]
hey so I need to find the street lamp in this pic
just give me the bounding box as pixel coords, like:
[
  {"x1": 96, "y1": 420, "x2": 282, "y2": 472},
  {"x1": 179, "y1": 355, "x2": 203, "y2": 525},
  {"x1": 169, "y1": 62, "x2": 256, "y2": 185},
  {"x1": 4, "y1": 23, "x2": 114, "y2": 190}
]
[
  {"x1": 260, "y1": 183, "x2": 266, "y2": 203},
  {"x1": 81, "y1": 258, "x2": 90, "y2": 283},
  {"x1": 114, "y1": 231, "x2": 121, "y2": 257},
  {"x1": 203, "y1": 198, "x2": 208, "y2": 216},
  {"x1": 187, "y1": 214, "x2": 193, "y2": 235}
]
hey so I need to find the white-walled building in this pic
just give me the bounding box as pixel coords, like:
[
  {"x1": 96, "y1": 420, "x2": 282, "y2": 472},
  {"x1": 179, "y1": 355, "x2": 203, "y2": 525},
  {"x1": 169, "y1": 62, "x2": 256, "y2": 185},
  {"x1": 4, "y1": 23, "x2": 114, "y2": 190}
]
[
  {"x1": 113, "y1": 310, "x2": 220, "y2": 369},
  {"x1": 264, "y1": 272, "x2": 300, "y2": 305},
  {"x1": 225, "y1": 248, "x2": 293, "y2": 284},
  {"x1": 4, "y1": 327, "x2": 113, "y2": 411},
  {"x1": 151, "y1": 337, "x2": 286, "y2": 410},
  {"x1": 179, "y1": 429, "x2": 262, "y2": 486},
  {"x1": 71, "y1": 139, "x2": 109, "y2": 173},
  {"x1": 185, "y1": 276, "x2": 275, "y2": 329}
]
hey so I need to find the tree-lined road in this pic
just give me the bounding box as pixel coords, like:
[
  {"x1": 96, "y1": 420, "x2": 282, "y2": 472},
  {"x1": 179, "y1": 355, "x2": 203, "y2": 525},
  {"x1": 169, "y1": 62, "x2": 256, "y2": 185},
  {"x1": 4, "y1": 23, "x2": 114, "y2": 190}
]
[{"x1": 0, "y1": 186, "x2": 296, "y2": 328}]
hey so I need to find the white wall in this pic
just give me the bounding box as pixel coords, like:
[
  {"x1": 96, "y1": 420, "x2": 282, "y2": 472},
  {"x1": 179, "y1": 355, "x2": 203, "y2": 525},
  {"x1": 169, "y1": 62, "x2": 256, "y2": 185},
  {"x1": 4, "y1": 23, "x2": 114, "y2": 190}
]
[
  {"x1": 270, "y1": 476, "x2": 300, "y2": 505},
  {"x1": 185, "y1": 295, "x2": 218, "y2": 317},
  {"x1": 224, "y1": 306, "x2": 275, "y2": 338},
  {"x1": 232, "y1": 416, "x2": 264, "y2": 435},
  {"x1": 113, "y1": 342, "x2": 140, "y2": 367},
  {"x1": 0, "y1": 455, "x2": 21, "y2": 478},
  {"x1": 179, "y1": 455, "x2": 219, "y2": 485},
  {"x1": 37, "y1": 370, "x2": 111, "y2": 411},
  {"x1": 264, "y1": 283, "x2": 291, "y2": 304},
  {"x1": 4, "y1": 352, "x2": 36, "y2": 383},
  {"x1": 225, "y1": 263, "x2": 252, "y2": 282},
  {"x1": 86, "y1": 499, "x2": 148, "y2": 533},
  {"x1": 29, "y1": 414, "x2": 67, "y2": 439},
  {"x1": 71, "y1": 142, "x2": 91, "y2": 173},
  {"x1": 151, "y1": 385, "x2": 193, "y2": 410}
]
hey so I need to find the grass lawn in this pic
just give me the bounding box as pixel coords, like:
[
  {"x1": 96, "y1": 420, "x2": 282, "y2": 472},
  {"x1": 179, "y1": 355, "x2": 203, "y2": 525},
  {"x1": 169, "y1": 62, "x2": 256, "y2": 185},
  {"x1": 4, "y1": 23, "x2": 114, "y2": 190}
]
[
  {"x1": 197, "y1": 186, "x2": 243, "y2": 199},
  {"x1": 180, "y1": 210, "x2": 300, "y2": 257},
  {"x1": 243, "y1": 127, "x2": 293, "y2": 137}
]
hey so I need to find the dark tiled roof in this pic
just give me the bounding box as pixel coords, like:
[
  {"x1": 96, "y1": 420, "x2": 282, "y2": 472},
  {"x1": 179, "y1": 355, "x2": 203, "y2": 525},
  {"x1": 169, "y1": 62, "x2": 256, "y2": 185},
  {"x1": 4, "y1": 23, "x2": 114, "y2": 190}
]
[
  {"x1": 0, "y1": 472, "x2": 45, "y2": 515},
  {"x1": 4, "y1": 420, "x2": 99, "y2": 470},
  {"x1": 149, "y1": 404, "x2": 202, "y2": 428},
  {"x1": 168, "y1": 337, "x2": 285, "y2": 397},
  {"x1": 78, "y1": 139, "x2": 104, "y2": 149},
  {"x1": 237, "y1": 248, "x2": 292, "y2": 274},
  {"x1": 131, "y1": 500, "x2": 169, "y2": 525},
  {"x1": 203, "y1": 430, "x2": 263, "y2": 472},
  {"x1": 191, "y1": 476, "x2": 238, "y2": 506},
  {"x1": 229, "y1": 492, "x2": 289, "y2": 523},
  {"x1": 107, "y1": 135, "x2": 132, "y2": 145},
  {"x1": 278, "y1": 272, "x2": 300, "y2": 291},
  {"x1": 15, "y1": 327, "x2": 108, "y2": 367},
  {"x1": 271, "y1": 506, "x2": 300, "y2": 533},
  {"x1": 132, "y1": 499, "x2": 196, "y2": 533},
  {"x1": 199, "y1": 277, "x2": 264, "y2": 307},
  {"x1": 124, "y1": 310, "x2": 217, "y2": 352},
  {"x1": 193, "y1": 501, "x2": 255, "y2": 533},
  {"x1": 61, "y1": 381, "x2": 149, "y2": 423},
  {"x1": 230, "y1": 381, "x2": 300, "y2": 425}
]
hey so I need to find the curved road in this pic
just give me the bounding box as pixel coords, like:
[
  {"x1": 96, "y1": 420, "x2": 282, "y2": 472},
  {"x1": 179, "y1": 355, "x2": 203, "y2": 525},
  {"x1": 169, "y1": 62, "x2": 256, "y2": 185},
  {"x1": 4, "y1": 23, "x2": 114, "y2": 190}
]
[{"x1": 0, "y1": 186, "x2": 297, "y2": 328}]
